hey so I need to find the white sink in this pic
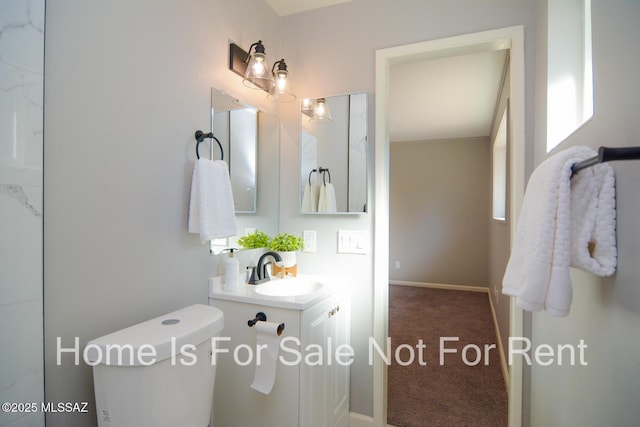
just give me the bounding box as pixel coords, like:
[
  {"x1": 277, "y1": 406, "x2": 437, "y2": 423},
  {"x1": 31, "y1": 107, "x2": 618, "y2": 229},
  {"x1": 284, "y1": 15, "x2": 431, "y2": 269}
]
[{"x1": 254, "y1": 278, "x2": 323, "y2": 297}]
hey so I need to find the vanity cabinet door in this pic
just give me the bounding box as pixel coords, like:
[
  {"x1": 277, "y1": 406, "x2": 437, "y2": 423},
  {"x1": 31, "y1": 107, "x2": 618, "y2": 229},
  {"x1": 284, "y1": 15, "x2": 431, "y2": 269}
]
[
  {"x1": 299, "y1": 294, "x2": 351, "y2": 427},
  {"x1": 329, "y1": 293, "x2": 350, "y2": 427},
  {"x1": 300, "y1": 297, "x2": 332, "y2": 427}
]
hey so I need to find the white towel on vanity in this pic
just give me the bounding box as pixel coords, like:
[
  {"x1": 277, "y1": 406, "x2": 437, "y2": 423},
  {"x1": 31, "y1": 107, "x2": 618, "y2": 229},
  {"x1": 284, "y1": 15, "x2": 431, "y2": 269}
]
[
  {"x1": 188, "y1": 158, "x2": 237, "y2": 243},
  {"x1": 502, "y1": 146, "x2": 616, "y2": 317}
]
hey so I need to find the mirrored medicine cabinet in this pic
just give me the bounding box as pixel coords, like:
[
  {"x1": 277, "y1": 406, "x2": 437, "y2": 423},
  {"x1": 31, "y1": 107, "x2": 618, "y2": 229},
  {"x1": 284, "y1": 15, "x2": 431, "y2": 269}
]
[
  {"x1": 300, "y1": 92, "x2": 368, "y2": 214},
  {"x1": 209, "y1": 87, "x2": 280, "y2": 255}
]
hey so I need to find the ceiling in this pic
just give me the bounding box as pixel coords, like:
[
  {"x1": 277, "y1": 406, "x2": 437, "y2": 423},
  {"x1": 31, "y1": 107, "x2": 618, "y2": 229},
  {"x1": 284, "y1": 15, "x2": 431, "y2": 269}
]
[
  {"x1": 389, "y1": 49, "x2": 508, "y2": 142},
  {"x1": 263, "y1": 0, "x2": 508, "y2": 143},
  {"x1": 265, "y1": 0, "x2": 353, "y2": 16}
]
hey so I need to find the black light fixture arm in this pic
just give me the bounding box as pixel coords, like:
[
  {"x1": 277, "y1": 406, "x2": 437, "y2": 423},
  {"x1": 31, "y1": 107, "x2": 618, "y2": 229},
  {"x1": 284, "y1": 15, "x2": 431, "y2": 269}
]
[
  {"x1": 272, "y1": 59, "x2": 287, "y2": 74},
  {"x1": 245, "y1": 40, "x2": 265, "y2": 63}
]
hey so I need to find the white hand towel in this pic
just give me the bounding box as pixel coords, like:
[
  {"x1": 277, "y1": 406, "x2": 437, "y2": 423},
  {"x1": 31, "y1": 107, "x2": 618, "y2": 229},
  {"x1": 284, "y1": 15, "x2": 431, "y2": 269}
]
[
  {"x1": 502, "y1": 146, "x2": 617, "y2": 317},
  {"x1": 569, "y1": 157, "x2": 617, "y2": 275},
  {"x1": 188, "y1": 159, "x2": 238, "y2": 243},
  {"x1": 301, "y1": 183, "x2": 318, "y2": 213},
  {"x1": 317, "y1": 183, "x2": 337, "y2": 213}
]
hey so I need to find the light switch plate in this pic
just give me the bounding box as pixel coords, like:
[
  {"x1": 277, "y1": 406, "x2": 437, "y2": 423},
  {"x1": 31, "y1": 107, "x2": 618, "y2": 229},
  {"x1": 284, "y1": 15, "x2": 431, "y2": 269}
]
[
  {"x1": 303, "y1": 230, "x2": 316, "y2": 252},
  {"x1": 337, "y1": 230, "x2": 369, "y2": 254}
]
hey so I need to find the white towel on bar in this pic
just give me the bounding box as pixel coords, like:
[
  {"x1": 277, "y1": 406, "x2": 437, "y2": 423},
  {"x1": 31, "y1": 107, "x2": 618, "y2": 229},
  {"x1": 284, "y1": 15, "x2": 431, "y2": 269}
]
[
  {"x1": 317, "y1": 183, "x2": 337, "y2": 213},
  {"x1": 188, "y1": 158, "x2": 237, "y2": 243},
  {"x1": 301, "y1": 183, "x2": 319, "y2": 213},
  {"x1": 502, "y1": 146, "x2": 617, "y2": 317},
  {"x1": 569, "y1": 155, "x2": 617, "y2": 276}
]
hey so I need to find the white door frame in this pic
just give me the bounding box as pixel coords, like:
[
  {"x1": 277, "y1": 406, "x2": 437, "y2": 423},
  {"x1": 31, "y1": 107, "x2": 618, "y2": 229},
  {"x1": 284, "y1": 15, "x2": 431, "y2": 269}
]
[{"x1": 373, "y1": 26, "x2": 526, "y2": 427}]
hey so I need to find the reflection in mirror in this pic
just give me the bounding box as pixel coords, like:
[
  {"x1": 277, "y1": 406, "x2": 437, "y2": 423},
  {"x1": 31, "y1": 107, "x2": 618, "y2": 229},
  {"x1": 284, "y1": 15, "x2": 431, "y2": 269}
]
[
  {"x1": 210, "y1": 88, "x2": 280, "y2": 255},
  {"x1": 211, "y1": 88, "x2": 257, "y2": 213},
  {"x1": 300, "y1": 92, "x2": 367, "y2": 214}
]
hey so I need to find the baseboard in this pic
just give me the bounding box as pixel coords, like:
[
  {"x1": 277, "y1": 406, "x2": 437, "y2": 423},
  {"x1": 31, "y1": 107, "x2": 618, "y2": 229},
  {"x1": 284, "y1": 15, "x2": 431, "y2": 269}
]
[
  {"x1": 390, "y1": 280, "x2": 489, "y2": 293},
  {"x1": 349, "y1": 411, "x2": 396, "y2": 427},
  {"x1": 488, "y1": 293, "x2": 510, "y2": 390}
]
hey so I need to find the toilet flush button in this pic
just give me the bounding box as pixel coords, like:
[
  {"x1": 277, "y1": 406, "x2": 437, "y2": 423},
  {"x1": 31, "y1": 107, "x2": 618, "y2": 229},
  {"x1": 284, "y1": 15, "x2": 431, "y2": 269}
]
[{"x1": 161, "y1": 319, "x2": 180, "y2": 325}]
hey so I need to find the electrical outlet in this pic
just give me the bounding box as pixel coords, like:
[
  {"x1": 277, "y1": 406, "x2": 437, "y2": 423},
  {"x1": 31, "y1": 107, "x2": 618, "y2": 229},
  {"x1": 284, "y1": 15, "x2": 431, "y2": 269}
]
[
  {"x1": 303, "y1": 230, "x2": 316, "y2": 252},
  {"x1": 395, "y1": 261, "x2": 401, "y2": 269}
]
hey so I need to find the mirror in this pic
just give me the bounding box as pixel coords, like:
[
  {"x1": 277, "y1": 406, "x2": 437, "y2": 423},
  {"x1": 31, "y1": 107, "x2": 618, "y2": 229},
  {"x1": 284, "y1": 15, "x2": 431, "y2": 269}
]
[
  {"x1": 210, "y1": 88, "x2": 280, "y2": 254},
  {"x1": 300, "y1": 92, "x2": 368, "y2": 214},
  {"x1": 211, "y1": 88, "x2": 258, "y2": 213}
]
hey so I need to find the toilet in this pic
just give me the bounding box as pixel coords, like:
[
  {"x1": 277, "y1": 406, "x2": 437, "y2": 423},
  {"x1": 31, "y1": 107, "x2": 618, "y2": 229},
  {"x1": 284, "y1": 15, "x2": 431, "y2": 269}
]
[{"x1": 86, "y1": 304, "x2": 224, "y2": 427}]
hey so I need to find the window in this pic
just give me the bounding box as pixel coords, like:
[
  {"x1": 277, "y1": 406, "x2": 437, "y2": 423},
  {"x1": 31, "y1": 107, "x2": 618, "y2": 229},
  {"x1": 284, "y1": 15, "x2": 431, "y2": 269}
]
[{"x1": 547, "y1": 0, "x2": 593, "y2": 151}]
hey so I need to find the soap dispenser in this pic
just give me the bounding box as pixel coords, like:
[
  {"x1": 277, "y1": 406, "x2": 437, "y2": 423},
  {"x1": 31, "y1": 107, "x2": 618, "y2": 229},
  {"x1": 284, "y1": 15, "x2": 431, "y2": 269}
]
[{"x1": 223, "y1": 248, "x2": 240, "y2": 291}]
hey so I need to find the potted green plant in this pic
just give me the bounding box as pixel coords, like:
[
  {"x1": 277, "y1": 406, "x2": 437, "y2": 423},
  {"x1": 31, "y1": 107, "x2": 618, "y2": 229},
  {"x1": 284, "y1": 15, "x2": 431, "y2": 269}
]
[
  {"x1": 268, "y1": 232, "x2": 304, "y2": 267},
  {"x1": 237, "y1": 230, "x2": 270, "y2": 249}
]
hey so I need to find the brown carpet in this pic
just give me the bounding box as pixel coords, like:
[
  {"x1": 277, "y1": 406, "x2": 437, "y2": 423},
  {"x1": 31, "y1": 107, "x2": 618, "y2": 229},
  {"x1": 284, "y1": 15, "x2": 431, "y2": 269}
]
[{"x1": 387, "y1": 285, "x2": 508, "y2": 427}]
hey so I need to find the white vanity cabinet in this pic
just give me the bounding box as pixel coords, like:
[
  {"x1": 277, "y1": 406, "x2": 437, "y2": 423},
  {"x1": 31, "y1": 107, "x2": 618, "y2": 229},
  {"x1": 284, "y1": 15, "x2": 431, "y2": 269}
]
[{"x1": 209, "y1": 282, "x2": 350, "y2": 427}]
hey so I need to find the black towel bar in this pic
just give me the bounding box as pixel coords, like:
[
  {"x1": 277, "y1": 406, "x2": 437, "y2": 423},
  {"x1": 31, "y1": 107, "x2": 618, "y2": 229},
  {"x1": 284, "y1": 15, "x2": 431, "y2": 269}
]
[{"x1": 571, "y1": 146, "x2": 640, "y2": 176}]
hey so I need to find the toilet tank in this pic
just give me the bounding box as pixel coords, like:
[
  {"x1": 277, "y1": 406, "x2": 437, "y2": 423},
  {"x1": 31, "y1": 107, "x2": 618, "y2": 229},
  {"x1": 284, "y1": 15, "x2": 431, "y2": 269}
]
[{"x1": 87, "y1": 304, "x2": 224, "y2": 427}]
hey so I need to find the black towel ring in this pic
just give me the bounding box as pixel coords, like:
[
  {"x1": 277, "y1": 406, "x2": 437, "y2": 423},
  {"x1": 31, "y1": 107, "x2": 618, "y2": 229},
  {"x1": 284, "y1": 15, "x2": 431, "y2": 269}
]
[
  {"x1": 308, "y1": 168, "x2": 317, "y2": 185},
  {"x1": 194, "y1": 130, "x2": 224, "y2": 161},
  {"x1": 319, "y1": 167, "x2": 331, "y2": 185}
]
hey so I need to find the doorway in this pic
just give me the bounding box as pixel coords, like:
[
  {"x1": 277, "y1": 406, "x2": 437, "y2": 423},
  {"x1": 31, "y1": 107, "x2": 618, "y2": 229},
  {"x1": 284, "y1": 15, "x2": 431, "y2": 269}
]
[{"x1": 373, "y1": 26, "x2": 526, "y2": 427}]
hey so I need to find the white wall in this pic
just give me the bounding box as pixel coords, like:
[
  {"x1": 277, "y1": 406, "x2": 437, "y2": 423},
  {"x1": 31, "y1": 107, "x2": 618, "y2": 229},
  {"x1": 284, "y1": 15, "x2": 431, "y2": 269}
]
[
  {"x1": 281, "y1": 0, "x2": 537, "y2": 416},
  {"x1": 389, "y1": 138, "x2": 491, "y2": 287},
  {"x1": 528, "y1": 1, "x2": 640, "y2": 425},
  {"x1": 43, "y1": 1, "x2": 281, "y2": 426}
]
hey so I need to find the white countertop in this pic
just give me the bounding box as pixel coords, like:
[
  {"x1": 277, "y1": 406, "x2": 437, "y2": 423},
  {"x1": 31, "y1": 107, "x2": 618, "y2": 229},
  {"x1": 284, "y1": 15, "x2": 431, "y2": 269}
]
[{"x1": 209, "y1": 275, "x2": 339, "y2": 310}]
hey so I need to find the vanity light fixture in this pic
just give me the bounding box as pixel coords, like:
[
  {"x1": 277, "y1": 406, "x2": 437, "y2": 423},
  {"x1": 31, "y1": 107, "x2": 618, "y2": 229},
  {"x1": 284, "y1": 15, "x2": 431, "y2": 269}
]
[
  {"x1": 229, "y1": 41, "x2": 296, "y2": 102},
  {"x1": 267, "y1": 59, "x2": 296, "y2": 102}
]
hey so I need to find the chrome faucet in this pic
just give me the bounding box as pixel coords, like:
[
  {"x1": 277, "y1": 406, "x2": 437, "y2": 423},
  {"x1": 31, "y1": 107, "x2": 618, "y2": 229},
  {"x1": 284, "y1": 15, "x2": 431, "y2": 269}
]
[{"x1": 247, "y1": 251, "x2": 283, "y2": 285}]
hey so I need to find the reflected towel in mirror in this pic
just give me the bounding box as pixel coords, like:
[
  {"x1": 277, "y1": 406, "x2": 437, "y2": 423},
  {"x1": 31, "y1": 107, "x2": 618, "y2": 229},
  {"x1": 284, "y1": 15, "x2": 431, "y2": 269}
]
[
  {"x1": 318, "y1": 183, "x2": 337, "y2": 213},
  {"x1": 301, "y1": 183, "x2": 319, "y2": 213}
]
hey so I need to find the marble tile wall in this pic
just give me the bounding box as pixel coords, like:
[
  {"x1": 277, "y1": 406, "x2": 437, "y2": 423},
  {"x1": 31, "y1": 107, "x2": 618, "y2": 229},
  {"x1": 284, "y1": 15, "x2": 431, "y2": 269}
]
[{"x1": 0, "y1": 0, "x2": 45, "y2": 426}]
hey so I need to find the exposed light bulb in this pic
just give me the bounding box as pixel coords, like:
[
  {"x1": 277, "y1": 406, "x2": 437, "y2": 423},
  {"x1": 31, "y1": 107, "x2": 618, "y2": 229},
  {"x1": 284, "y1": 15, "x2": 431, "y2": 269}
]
[
  {"x1": 243, "y1": 41, "x2": 274, "y2": 90},
  {"x1": 266, "y1": 59, "x2": 296, "y2": 102},
  {"x1": 309, "y1": 98, "x2": 332, "y2": 121},
  {"x1": 275, "y1": 72, "x2": 287, "y2": 92},
  {"x1": 316, "y1": 99, "x2": 326, "y2": 116},
  {"x1": 252, "y1": 56, "x2": 266, "y2": 76}
]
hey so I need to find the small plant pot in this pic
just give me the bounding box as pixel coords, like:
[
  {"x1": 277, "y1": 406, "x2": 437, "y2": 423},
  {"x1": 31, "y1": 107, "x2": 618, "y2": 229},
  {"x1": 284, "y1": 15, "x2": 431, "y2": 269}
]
[{"x1": 277, "y1": 251, "x2": 297, "y2": 268}]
